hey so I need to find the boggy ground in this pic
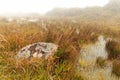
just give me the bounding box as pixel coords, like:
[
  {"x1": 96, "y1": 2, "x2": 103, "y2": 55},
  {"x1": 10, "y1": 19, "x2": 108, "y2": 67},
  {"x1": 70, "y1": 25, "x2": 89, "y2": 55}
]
[{"x1": 0, "y1": 18, "x2": 120, "y2": 80}]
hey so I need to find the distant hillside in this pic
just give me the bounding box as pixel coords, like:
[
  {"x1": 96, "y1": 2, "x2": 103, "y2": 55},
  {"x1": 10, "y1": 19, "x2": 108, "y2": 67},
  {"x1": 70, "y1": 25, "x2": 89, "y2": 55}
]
[
  {"x1": 46, "y1": 0, "x2": 120, "y2": 17},
  {"x1": 105, "y1": 0, "x2": 120, "y2": 13},
  {"x1": 45, "y1": 0, "x2": 120, "y2": 26}
]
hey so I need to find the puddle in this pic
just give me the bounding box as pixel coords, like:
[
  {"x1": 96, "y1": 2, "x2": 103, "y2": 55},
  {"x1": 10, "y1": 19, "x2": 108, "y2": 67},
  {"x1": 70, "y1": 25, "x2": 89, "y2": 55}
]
[
  {"x1": 78, "y1": 35, "x2": 120, "y2": 80},
  {"x1": 79, "y1": 36, "x2": 108, "y2": 67}
]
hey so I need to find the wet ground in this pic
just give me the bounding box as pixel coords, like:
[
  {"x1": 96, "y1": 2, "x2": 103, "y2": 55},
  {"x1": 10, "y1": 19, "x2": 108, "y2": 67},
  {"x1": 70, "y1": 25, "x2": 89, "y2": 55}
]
[{"x1": 78, "y1": 36, "x2": 120, "y2": 80}]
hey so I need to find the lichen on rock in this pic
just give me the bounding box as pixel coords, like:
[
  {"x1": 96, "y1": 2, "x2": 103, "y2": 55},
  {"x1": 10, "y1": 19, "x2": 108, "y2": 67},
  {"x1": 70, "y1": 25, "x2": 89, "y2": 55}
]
[{"x1": 17, "y1": 42, "x2": 58, "y2": 59}]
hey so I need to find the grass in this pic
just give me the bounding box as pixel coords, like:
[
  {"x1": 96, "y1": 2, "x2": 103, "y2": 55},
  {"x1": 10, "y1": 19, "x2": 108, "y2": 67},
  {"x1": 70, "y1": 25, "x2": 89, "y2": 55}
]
[
  {"x1": 112, "y1": 57, "x2": 120, "y2": 77},
  {"x1": 0, "y1": 18, "x2": 120, "y2": 80},
  {"x1": 96, "y1": 57, "x2": 106, "y2": 68},
  {"x1": 106, "y1": 40, "x2": 120, "y2": 60}
]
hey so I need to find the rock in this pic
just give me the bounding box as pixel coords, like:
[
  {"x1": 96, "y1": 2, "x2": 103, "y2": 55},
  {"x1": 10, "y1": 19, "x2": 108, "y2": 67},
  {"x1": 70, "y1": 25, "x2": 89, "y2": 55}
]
[{"x1": 17, "y1": 42, "x2": 58, "y2": 59}]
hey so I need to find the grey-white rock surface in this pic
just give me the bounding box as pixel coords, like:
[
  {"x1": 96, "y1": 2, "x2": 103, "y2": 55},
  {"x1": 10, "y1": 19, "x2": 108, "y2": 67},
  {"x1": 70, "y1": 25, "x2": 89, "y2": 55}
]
[{"x1": 17, "y1": 42, "x2": 58, "y2": 59}]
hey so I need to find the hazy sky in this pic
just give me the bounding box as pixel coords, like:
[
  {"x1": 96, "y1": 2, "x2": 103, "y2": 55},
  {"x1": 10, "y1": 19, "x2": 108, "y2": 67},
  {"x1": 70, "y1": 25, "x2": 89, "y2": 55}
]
[{"x1": 0, "y1": 0, "x2": 109, "y2": 14}]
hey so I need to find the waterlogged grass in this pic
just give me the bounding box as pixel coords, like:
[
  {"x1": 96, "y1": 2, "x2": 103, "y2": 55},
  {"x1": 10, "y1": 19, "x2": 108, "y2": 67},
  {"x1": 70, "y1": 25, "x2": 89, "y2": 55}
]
[{"x1": 96, "y1": 57, "x2": 106, "y2": 68}]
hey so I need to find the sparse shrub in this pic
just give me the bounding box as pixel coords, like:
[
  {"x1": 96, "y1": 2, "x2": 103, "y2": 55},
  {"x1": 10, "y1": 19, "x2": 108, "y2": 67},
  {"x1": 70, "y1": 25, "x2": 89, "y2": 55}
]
[{"x1": 106, "y1": 40, "x2": 120, "y2": 60}]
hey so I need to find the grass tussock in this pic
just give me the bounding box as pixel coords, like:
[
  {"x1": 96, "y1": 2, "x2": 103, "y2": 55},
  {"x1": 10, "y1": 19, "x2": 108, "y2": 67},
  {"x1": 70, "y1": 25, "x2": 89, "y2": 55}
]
[
  {"x1": 112, "y1": 57, "x2": 120, "y2": 77},
  {"x1": 106, "y1": 40, "x2": 120, "y2": 60}
]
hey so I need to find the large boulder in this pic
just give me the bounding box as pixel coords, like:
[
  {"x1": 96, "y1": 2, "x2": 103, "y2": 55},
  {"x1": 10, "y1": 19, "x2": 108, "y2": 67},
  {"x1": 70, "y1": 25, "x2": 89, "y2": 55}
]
[{"x1": 17, "y1": 42, "x2": 58, "y2": 59}]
